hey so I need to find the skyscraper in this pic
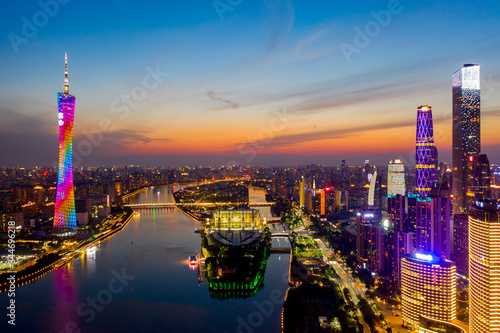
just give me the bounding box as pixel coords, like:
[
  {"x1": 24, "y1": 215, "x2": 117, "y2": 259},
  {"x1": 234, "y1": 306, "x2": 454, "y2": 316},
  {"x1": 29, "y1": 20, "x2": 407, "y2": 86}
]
[
  {"x1": 299, "y1": 177, "x2": 305, "y2": 208},
  {"x1": 469, "y1": 201, "x2": 500, "y2": 333},
  {"x1": 452, "y1": 64, "x2": 481, "y2": 215},
  {"x1": 53, "y1": 54, "x2": 77, "y2": 234},
  {"x1": 387, "y1": 194, "x2": 412, "y2": 286},
  {"x1": 368, "y1": 170, "x2": 378, "y2": 207},
  {"x1": 388, "y1": 159, "x2": 405, "y2": 197},
  {"x1": 401, "y1": 253, "x2": 458, "y2": 332},
  {"x1": 466, "y1": 154, "x2": 491, "y2": 211},
  {"x1": 356, "y1": 210, "x2": 384, "y2": 273},
  {"x1": 453, "y1": 214, "x2": 469, "y2": 277},
  {"x1": 415, "y1": 105, "x2": 436, "y2": 196},
  {"x1": 271, "y1": 171, "x2": 286, "y2": 200},
  {"x1": 413, "y1": 193, "x2": 452, "y2": 261}
]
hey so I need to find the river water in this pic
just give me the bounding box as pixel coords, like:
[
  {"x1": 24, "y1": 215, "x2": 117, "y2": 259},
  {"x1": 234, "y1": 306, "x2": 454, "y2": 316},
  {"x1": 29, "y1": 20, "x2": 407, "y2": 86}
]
[{"x1": 1, "y1": 185, "x2": 289, "y2": 333}]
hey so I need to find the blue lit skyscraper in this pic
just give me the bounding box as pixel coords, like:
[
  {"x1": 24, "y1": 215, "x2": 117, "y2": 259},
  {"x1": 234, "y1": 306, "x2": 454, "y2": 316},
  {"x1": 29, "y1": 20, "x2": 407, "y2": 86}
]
[
  {"x1": 415, "y1": 105, "x2": 436, "y2": 196},
  {"x1": 452, "y1": 64, "x2": 481, "y2": 214}
]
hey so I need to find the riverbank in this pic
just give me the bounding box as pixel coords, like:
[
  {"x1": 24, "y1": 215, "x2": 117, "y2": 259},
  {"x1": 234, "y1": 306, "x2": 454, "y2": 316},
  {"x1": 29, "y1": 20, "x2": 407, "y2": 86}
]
[{"x1": 0, "y1": 209, "x2": 134, "y2": 293}]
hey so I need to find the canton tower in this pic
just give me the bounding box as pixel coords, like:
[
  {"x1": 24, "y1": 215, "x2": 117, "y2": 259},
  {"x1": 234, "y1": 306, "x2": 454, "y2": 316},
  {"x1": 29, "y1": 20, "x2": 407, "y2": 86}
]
[
  {"x1": 53, "y1": 53, "x2": 77, "y2": 234},
  {"x1": 415, "y1": 105, "x2": 436, "y2": 196}
]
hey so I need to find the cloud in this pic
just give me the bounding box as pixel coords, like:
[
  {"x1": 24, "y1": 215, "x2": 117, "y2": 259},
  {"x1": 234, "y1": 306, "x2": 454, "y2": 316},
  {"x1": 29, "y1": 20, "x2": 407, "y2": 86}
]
[
  {"x1": 243, "y1": 119, "x2": 415, "y2": 149},
  {"x1": 206, "y1": 89, "x2": 239, "y2": 109},
  {"x1": 264, "y1": 0, "x2": 295, "y2": 57},
  {"x1": 76, "y1": 130, "x2": 171, "y2": 152},
  {"x1": 295, "y1": 28, "x2": 330, "y2": 55}
]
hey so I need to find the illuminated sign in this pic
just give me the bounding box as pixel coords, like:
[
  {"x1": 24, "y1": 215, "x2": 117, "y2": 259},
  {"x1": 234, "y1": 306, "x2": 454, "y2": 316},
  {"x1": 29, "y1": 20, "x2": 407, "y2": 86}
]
[{"x1": 416, "y1": 253, "x2": 433, "y2": 262}]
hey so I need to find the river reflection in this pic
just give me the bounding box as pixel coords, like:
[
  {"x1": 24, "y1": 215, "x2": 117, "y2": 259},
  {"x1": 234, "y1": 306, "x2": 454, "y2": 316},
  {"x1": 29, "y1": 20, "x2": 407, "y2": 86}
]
[{"x1": 0, "y1": 185, "x2": 289, "y2": 333}]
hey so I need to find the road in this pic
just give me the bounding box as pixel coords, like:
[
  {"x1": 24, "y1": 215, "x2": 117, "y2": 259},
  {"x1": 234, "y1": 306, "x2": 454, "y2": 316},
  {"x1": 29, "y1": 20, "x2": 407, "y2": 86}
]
[{"x1": 313, "y1": 234, "x2": 393, "y2": 333}]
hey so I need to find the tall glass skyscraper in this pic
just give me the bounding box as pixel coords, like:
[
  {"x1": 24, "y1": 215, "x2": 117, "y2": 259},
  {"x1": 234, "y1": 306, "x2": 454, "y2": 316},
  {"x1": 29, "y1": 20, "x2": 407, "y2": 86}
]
[
  {"x1": 469, "y1": 201, "x2": 500, "y2": 333},
  {"x1": 415, "y1": 105, "x2": 436, "y2": 196},
  {"x1": 53, "y1": 54, "x2": 77, "y2": 234},
  {"x1": 452, "y1": 64, "x2": 481, "y2": 214}
]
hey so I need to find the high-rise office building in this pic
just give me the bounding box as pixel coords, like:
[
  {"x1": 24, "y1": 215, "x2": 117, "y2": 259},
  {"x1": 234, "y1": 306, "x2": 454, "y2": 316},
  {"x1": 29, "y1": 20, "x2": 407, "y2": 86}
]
[
  {"x1": 415, "y1": 196, "x2": 432, "y2": 253},
  {"x1": 466, "y1": 154, "x2": 491, "y2": 211},
  {"x1": 388, "y1": 159, "x2": 405, "y2": 197},
  {"x1": 299, "y1": 177, "x2": 305, "y2": 208},
  {"x1": 431, "y1": 194, "x2": 452, "y2": 260},
  {"x1": 364, "y1": 160, "x2": 372, "y2": 183},
  {"x1": 53, "y1": 54, "x2": 77, "y2": 234},
  {"x1": 271, "y1": 171, "x2": 286, "y2": 200},
  {"x1": 316, "y1": 189, "x2": 326, "y2": 215},
  {"x1": 393, "y1": 232, "x2": 413, "y2": 287},
  {"x1": 469, "y1": 201, "x2": 500, "y2": 333},
  {"x1": 387, "y1": 194, "x2": 413, "y2": 286},
  {"x1": 368, "y1": 170, "x2": 378, "y2": 207},
  {"x1": 414, "y1": 194, "x2": 452, "y2": 261},
  {"x1": 415, "y1": 105, "x2": 436, "y2": 196},
  {"x1": 401, "y1": 253, "x2": 457, "y2": 331},
  {"x1": 356, "y1": 210, "x2": 384, "y2": 273},
  {"x1": 453, "y1": 214, "x2": 469, "y2": 277},
  {"x1": 452, "y1": 64, "x2": 481, "y2": 214}
]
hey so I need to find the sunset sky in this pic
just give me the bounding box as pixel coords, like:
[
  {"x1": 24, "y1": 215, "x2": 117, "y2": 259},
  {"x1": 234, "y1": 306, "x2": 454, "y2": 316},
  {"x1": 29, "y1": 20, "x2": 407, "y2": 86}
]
[{"x1": 1, "y1": 0, "x2": 500, "y2": 167}]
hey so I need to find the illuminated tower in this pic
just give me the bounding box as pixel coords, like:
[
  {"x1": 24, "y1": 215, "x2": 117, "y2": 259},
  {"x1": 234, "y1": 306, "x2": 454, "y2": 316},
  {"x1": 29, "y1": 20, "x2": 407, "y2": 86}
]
[
  {"x1": 452, "y1": 64, "x2": 481, "y2": 214},
  {"x1": 469, "y1": 201, "x2": 500, "y2": 333},
  {"x1": 415, "y1": 105, "x2": 436, "y2": 196},
  {"x1": 53, "y1": 53, "x2": 77, "y2": 234}
]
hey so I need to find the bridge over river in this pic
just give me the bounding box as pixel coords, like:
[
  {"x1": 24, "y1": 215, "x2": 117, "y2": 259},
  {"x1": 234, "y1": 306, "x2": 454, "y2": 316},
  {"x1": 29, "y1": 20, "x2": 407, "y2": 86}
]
[{"x1": 124, "y1": 202, "x2": 274, "y2": 208}]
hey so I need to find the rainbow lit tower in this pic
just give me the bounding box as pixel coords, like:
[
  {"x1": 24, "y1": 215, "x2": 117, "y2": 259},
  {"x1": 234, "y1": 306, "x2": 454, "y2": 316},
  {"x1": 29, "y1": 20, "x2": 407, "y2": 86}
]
[
  {"x1": 415, "y1": 105, "x2": 436, "y2": 196},
  {"x1": 53, "y1": 53, "x2": 77, "y2": 234}
]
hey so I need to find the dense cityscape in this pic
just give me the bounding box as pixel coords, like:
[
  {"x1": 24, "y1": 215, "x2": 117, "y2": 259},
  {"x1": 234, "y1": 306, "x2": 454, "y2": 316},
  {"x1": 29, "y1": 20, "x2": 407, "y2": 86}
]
[{"x1": 2, "y1": 1, "x2": 500, "y2": 333}]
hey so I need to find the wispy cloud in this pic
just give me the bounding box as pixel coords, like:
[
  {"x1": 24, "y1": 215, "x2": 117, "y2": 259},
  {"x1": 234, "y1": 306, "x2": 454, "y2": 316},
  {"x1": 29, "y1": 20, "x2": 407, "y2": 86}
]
[
  {"x1": 206, "y1": 89, "x2": 239, "y2": 109},
  {"x1": 264, "y1": 0, "x2": 295, "y2": 57},
  {"x1": 79, "y1": 130, "x2": 171, "y2": 153},
  {"x1": 295, "y1": 28, "x2": 330, "y2": 55},
  {"x1": 240, "y1": 120, "x2": 415, "y2": 149}
]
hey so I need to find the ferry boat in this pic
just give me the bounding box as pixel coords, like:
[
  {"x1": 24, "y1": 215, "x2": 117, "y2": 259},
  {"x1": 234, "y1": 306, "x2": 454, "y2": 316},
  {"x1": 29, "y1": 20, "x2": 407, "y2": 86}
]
[
  {"x1": 189, "y1": 255, "x2": 197, "y2": 264},
  {"x1": 87, "y1": 246, "x2": 97, "y2": 253}
]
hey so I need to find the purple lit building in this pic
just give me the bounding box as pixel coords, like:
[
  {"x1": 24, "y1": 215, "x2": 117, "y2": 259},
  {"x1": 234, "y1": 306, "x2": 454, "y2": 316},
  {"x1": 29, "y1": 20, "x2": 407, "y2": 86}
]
[{"x1": 415, "y1": 105, "x2": 437, "y2": 196}]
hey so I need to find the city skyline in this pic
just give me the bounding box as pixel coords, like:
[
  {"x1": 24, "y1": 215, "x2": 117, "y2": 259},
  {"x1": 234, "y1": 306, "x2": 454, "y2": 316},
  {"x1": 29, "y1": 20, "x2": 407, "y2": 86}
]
[
  {"x1": 1, "y1": 1, "x2": 500, "y2": 167},
  {"x1": 3, "y1": 2, "x2": 500, "y2": 332}
]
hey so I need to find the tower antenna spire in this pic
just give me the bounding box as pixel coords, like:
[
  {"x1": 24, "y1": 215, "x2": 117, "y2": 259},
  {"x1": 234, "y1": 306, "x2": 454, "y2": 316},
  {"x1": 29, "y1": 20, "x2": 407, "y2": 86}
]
[{"x1": 64, "y1": 53, "x2": 69, "y2": 94}]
